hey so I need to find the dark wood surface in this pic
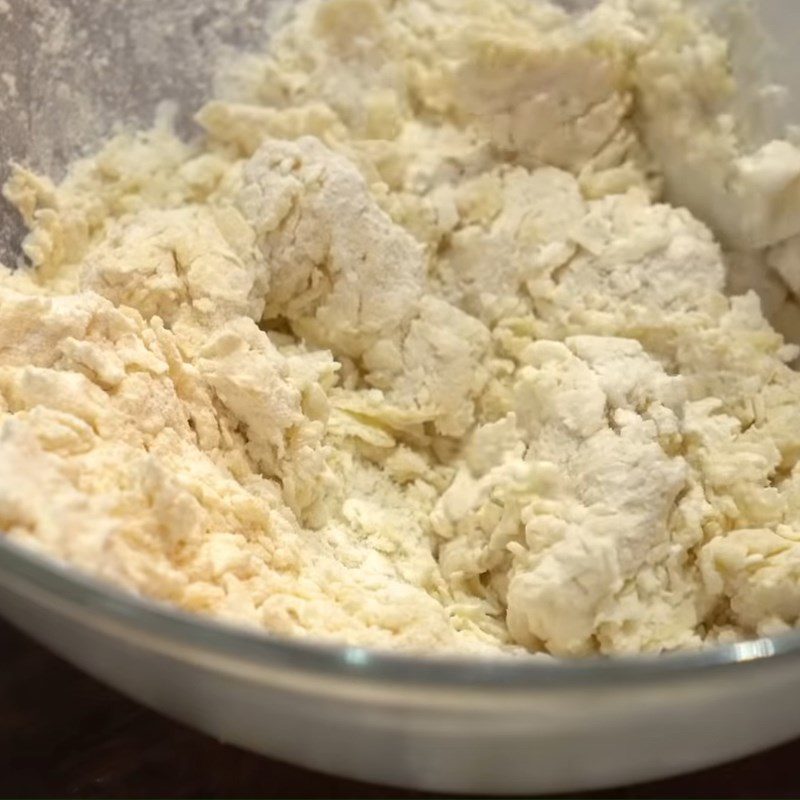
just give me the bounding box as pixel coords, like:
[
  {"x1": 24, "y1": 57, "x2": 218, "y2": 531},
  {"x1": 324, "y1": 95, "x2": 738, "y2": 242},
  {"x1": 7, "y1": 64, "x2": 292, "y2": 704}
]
[{"x1": 1, "y1": 617, "x2": 798, "y2": 799}]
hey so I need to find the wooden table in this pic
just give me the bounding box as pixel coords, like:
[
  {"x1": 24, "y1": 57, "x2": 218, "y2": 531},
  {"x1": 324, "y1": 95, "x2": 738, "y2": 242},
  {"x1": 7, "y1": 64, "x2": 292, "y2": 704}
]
[{"x1": 1, "y1": 618, "x2": 796, "y2": 799}]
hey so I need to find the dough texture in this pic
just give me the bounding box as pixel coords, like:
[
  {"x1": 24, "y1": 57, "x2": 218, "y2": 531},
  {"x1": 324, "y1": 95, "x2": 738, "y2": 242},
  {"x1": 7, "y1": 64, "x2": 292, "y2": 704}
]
[{"x1": 4, "y1": 0, "x2": 800, "y2": 656}]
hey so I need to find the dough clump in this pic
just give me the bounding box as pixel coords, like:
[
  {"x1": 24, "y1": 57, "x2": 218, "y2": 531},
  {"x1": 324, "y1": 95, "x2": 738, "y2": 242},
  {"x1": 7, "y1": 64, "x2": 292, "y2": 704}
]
[{"x1": 5, "y1": 0, "x2": 800, "y2": 656}]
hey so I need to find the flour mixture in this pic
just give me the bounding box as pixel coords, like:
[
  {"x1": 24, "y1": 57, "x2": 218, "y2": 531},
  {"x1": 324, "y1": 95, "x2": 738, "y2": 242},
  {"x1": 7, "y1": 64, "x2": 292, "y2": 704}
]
[{"x1": 4, "y1": 0, "x2": 800, "y2": 657}]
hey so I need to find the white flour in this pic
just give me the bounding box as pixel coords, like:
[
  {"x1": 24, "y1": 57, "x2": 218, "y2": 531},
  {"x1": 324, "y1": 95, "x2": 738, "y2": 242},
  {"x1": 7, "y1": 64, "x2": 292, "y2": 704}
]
[{"x1": 4, "y1": 0, "x2": 800, "y2": 656}]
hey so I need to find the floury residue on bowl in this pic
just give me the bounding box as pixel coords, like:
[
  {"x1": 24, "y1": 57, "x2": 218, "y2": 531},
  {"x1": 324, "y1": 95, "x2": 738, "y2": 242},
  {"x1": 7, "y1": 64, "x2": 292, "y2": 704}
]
[{"x1": 3, "y1": 0, "x2": 800, "y2": 657}]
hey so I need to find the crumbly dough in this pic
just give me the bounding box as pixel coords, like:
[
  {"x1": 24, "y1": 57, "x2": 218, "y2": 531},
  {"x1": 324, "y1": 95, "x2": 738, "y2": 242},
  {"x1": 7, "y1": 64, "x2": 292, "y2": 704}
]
[{"x1": 5, "y1": 0, "x2": 800, "y2": 656}]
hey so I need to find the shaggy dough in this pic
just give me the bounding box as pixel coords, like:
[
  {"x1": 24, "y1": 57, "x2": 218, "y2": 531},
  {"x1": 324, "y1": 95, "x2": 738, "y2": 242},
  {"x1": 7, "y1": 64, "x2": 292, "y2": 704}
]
[{"x1": 4, "y1": 0, "x2": 800, "y2": 656}]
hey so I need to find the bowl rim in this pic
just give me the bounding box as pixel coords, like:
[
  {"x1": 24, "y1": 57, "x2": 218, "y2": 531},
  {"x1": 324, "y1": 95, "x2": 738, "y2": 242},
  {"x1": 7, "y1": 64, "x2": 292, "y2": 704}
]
[{"x1": 2, "y1": 536, "x2": 798, "y2": 690}]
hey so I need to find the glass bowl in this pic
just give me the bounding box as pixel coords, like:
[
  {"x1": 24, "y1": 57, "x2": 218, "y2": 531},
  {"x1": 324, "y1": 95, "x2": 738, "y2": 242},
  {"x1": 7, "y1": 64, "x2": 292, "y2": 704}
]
[{"x1": 2, "y1": 0, "x2": 800, "y2": 792}]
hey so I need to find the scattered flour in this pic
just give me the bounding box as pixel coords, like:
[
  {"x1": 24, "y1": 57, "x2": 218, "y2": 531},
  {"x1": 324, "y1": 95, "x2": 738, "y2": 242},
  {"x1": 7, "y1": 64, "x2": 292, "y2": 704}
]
[{"x1": 5, "y1": 0, "x2": 800, "y2": 656}]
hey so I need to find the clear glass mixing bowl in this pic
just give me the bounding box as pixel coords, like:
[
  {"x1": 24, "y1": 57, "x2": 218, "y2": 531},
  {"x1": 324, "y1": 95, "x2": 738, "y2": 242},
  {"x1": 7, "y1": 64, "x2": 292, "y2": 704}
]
[{"x1": 1, "y1": 1, "x2": 800, "y2": 793}]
